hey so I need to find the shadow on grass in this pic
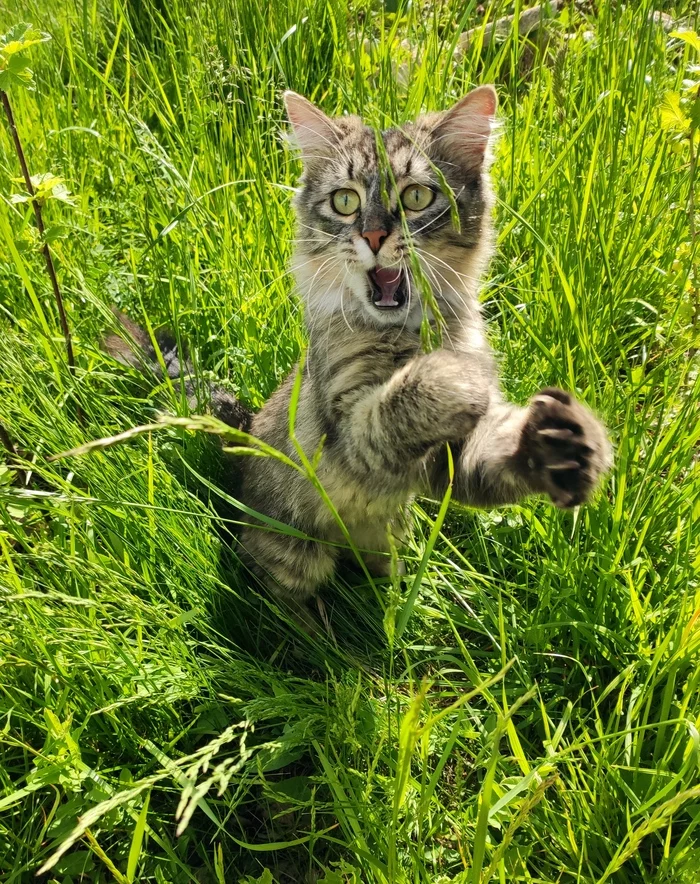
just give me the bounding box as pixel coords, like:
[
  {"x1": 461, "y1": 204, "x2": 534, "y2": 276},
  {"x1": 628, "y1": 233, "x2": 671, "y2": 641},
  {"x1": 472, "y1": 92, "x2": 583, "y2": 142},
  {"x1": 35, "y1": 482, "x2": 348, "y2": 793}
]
[{"x1": 167, "y1": 428, "x2": 392, "y2": 667}]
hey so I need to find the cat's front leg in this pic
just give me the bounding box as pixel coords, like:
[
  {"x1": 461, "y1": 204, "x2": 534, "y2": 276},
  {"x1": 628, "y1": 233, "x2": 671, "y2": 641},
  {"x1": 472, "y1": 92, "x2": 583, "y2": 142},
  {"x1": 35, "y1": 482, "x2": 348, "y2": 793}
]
[
  {"x1": 429, "y1": 388, "x2": 611, "y2": 508},
  {"x1": 341, "y1": 350, "x2": 491, "y2": 487}
]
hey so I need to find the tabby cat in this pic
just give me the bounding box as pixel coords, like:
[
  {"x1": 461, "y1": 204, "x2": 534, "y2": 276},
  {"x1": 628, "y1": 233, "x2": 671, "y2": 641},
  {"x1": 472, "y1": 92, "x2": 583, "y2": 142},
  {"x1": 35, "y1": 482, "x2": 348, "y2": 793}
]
[{"x1": 108, "y1": 86, "x2": 612, "y2": 620}]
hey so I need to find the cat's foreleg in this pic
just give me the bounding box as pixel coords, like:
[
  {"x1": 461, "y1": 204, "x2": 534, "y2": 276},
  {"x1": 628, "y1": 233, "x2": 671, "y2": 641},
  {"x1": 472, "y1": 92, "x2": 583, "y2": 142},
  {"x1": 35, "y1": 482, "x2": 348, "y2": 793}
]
[
  {"x1": 429, "y1": 388, "x2": 611, "y2": 508},
  {"x1": 338, "y1": 350, "x2": 492, "y2": 490}
]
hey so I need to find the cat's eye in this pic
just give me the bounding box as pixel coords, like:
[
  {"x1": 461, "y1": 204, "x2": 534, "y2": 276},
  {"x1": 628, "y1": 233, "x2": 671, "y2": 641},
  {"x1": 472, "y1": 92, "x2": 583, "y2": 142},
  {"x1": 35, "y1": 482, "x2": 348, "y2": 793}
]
[
  {"x1": 400, "y1": 184, "x2": 435, "y2": 212},
  {"x1": 332, "y1": 189, "x2": 361, "y2": 215}
]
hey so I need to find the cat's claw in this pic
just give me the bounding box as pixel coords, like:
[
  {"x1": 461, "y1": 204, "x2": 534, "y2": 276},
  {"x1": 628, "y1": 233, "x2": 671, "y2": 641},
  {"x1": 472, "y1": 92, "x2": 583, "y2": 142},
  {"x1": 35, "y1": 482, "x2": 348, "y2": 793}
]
[
  {"x1": 537, "y1": 427, "x2": 575, "y2": 441},
  {"x1": 516, "y1": 387, "x2": 611, "y2": 508}
]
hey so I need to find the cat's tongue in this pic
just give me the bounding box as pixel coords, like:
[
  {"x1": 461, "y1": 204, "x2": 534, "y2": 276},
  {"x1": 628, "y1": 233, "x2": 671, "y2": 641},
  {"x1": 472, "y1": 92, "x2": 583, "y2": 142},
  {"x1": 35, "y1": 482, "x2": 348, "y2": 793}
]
[{"x1": 370, "y1": 267, "x2": 403, "y2": 307}]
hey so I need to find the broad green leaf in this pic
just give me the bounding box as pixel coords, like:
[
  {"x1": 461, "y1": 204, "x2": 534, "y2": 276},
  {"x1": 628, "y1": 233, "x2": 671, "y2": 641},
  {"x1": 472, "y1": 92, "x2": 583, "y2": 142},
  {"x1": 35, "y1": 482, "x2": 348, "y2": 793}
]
[
  {"x1": 660, "y1": 91, "x2": 688, "y2": 132},
  {"x1": 42, "y1": 223, "x2": 71, "y2": 243},
  {"x1": 0, "y1": 23, "x2": 50, "y2": 90},
  {"x1": 670, "y1": 29, "x2": 700, "y2": 53},
  {"x1": 238, "y1": 871, "x2": 274, "y2": 884},
  {"x1": 10, "y1": 173, "x2": 75, "y2": 207},
  {"x1": 32, "y1": 172, "x2": 76, "y2": 205}
]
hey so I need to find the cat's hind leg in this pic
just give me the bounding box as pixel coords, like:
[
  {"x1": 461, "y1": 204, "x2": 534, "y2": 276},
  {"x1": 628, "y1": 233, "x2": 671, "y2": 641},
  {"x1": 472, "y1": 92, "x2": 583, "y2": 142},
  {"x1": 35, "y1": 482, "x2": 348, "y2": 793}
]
[{"x1": 241, "y1": 528, "x2": 337, "y2": 630}]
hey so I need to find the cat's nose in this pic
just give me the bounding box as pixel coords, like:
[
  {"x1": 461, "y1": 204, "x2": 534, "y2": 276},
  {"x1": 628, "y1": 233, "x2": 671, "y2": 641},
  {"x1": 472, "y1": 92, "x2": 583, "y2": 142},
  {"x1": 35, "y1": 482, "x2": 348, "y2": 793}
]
[{"x1": 361, "y1": 229, "x2": 388, "y2": 254}]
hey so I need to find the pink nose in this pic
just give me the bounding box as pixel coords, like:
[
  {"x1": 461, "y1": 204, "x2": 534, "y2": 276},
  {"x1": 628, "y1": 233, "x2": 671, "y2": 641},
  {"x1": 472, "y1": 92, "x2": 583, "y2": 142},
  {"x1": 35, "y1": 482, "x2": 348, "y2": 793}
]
[{"x1": 362, "y1": 229, "x2": 388, "y2": 254}]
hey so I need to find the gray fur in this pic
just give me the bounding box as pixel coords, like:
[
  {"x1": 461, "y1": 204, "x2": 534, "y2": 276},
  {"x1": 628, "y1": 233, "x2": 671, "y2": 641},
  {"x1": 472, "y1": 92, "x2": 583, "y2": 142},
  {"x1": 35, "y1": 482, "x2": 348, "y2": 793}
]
[
  {"x1": 239, "y1": 88, "x2": 611, "y2": 610},
  {"x1": 106, "y1": 87, "x2": 611, "y2": 620}
]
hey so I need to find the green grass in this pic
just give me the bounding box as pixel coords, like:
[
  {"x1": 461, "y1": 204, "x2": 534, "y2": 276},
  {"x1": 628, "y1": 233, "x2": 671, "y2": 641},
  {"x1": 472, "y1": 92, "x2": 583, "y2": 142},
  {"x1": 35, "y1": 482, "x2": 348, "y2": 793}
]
[{"x1": 1, "y1": 0, "x2": 699, "y2": 881}]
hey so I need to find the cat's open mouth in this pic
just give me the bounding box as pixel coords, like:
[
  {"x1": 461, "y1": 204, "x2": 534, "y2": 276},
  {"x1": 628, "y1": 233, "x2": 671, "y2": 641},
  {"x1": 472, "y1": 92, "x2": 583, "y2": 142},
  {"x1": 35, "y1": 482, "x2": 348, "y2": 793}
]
[{"x1": 368, "y1": 267, "x2": 407, "y2": 310}]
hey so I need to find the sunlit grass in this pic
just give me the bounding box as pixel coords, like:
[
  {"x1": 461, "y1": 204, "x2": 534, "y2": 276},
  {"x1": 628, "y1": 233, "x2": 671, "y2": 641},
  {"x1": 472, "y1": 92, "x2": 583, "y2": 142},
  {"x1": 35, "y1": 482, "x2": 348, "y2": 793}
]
[{"x1": 1, "y1": 0, "x2": 699, "y2": 881}]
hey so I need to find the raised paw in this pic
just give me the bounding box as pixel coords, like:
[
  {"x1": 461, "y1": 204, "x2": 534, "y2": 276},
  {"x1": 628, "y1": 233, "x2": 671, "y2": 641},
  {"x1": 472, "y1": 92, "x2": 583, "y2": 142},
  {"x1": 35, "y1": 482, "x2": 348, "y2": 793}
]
[{"x1": 515, "y1": 388, "x2": 611, "y2": 508}]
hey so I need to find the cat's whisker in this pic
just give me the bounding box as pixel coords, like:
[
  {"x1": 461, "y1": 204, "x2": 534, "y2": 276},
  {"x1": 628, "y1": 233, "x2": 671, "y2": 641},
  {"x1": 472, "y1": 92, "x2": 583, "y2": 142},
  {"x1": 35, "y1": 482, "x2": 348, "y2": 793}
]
[
  {"x1": 305, "y1": 255, "x2": 341, "y2": 290},
  {"x1": 417, "y1": 268, "x2": 465, "y2": 349},
  {"x1": 420, "y1": 266, "x2": 478, "y2": 341},
  {"x1": 305, "y1": 265, "x2": 348, "y2": 378},
  {"x1": 291, "y1": 234, "x2": 340, "y2": 242},
  {"x1": 302, "y1": 260, "x2": 345, "y2": 336},
  {"x1": 317, "y1": 299, "x2": 339, "y2": 376},
  {"x1": 312, "y1": 270, "x2": 351, "y2": 369},
  {"x1": 339, "y1": 263, "x2": 357, "y2": 335},
  {"x1": 262, "y1": 253, "x2": 333, "y2": 292},
  {"x1": 291, "y1": 240, "x2": 343, "y2": 248},
  {"x1": 440, "y1": 299, "x2": 474, "y2": 339},
  {"x1": 407, "y1": 189, "x2": 465, "y2": 238},
  {"x1": 418, "y1": 258, "x2": 471, "y2": 316},
  {"x1": 412, "y1": 256, "x2": 472, "y2": 343},
  {"x1": 295, "y1": 222, "x2": 345, "y2": 240},
  {"x1": 417, "y1": 269, "x2": 462, "y2": 347},
  {"x1": 412, "y1": 245, "x2": 482, "y2": 285},
  {"x1": 419, "y1": 260, "x2": 468, "y2": 304},
  {"x1": 414, "y1": 246, "x2": 480, "y2": 296}
]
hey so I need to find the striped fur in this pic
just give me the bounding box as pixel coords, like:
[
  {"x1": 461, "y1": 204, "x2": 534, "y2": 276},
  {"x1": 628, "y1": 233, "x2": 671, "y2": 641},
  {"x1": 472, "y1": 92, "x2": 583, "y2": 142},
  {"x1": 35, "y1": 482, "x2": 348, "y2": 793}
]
[{"x1": 237, "y1": 88, "x2": 612, "y2": 611}]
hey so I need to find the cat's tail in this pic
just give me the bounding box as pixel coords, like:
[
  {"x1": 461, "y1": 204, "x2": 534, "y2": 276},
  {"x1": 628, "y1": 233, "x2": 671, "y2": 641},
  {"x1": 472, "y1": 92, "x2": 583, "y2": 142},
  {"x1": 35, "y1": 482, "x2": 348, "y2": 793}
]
[{"x1": 102, "y1": 308, "x2": 253, "y2": 433}]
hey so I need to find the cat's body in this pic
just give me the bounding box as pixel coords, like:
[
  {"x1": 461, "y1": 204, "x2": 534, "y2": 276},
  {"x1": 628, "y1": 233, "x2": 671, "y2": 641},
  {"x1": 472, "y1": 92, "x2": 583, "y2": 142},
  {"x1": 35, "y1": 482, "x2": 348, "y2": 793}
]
[
  {"x1": 107, "y1": 86, "x2": 611, "y2": 617},
  {"x1": 241, "y1": 315, "x2": 491, "y2": 596}
]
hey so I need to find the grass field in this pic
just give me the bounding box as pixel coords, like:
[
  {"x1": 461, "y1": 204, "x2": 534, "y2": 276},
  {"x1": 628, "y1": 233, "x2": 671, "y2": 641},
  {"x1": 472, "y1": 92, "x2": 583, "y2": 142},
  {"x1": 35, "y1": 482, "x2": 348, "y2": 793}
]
[{"x1": 1, "y1": 0, "x2": 699, "y2": 881}]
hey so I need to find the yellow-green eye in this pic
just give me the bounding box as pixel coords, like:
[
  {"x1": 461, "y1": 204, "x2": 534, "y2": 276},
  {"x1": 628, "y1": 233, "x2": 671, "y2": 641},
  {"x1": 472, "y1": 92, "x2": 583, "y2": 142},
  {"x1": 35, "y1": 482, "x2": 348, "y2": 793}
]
[
  {"x1": 332, "y1": 189, "x2": 361, "y2": 215},
  {"x1": 401, "y1": 184, "x2": 435, "y2": 212}
]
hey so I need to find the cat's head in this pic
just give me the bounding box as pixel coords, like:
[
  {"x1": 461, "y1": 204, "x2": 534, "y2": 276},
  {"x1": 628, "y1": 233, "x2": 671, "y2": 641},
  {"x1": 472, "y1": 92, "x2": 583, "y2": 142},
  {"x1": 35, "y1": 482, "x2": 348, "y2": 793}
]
[{"x1": 284, "y1": 87, "x2": 497, "y2": 331}]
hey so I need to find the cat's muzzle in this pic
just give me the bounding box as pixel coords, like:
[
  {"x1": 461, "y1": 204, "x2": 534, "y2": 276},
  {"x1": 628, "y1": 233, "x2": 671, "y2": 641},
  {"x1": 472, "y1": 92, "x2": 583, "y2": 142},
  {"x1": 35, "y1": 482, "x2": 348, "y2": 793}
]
[{"x1": 368, "y1": 267, "x2": 407, "y2": 310}]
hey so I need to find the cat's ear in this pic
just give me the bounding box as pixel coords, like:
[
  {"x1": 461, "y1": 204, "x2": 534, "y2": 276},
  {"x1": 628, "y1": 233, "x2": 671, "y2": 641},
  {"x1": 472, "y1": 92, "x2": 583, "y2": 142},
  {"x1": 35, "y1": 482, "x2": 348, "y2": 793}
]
[
  {"x1": 431, "y1": 85, "x2": 497, "y2": 168},
  {"x1": 284, "y1": 91, "x2": 339, "y2": 159}
]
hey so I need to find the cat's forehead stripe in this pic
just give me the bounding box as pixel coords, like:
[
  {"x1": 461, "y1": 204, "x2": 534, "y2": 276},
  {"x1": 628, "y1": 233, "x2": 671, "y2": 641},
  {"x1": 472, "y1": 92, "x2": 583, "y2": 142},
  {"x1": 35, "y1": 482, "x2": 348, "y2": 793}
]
[{"x1": 312, "y1": 127, "x2": 432, "y2": 186}]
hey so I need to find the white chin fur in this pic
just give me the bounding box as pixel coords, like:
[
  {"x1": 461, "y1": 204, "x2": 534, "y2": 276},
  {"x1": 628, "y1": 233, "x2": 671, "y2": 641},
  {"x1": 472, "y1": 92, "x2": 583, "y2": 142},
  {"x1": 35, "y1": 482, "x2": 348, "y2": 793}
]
[
  {"x1": 360, "y1": 299, "x2": 414, "y2": 326},
  {"x1": 295, "y1": 257, "x2": 420, "y2": 328}
]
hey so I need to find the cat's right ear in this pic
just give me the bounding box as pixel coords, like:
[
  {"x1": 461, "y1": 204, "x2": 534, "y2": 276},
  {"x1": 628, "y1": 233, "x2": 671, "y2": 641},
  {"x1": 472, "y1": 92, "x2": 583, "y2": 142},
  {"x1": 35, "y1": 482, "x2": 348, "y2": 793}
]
[{"x1": 283, "y1": 92, "x2": 339, "y2": 159}]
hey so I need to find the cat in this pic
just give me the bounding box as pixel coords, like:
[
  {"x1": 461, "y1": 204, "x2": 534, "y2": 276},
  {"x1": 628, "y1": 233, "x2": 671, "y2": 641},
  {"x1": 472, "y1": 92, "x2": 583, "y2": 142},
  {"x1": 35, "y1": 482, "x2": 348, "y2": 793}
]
[{"x1": 106, "y1": 86, "x2": 612, "y2": 622}]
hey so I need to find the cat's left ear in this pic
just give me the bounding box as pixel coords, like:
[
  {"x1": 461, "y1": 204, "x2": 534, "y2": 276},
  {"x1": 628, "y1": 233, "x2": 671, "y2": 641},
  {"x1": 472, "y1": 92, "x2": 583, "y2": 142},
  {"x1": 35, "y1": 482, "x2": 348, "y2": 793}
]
[
  {"x1": 431, "y1": 85, "x2": 497, "y2": 168},
  {"x1": 284, "y1": 91, "x2": 339, "y2": 160}
]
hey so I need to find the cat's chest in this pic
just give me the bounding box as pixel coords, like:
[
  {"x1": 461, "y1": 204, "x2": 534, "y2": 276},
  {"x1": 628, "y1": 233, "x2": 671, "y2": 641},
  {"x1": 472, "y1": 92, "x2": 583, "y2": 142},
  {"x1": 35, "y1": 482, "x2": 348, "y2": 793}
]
[
  {"x1": 319, "y1": 468, "x2": 410, "y2": 542},
  {"x1": 316, "y1": 327, "x2": 421, "y2": 387}
]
